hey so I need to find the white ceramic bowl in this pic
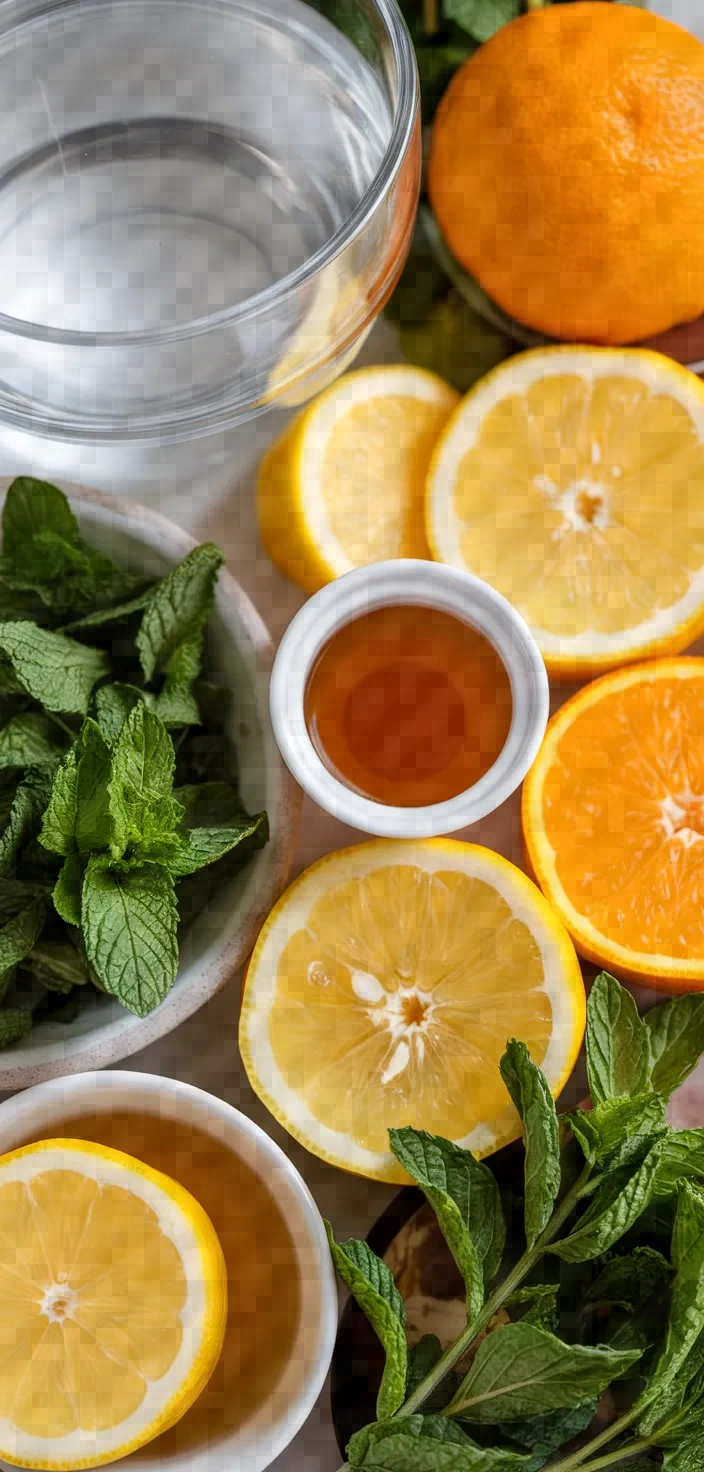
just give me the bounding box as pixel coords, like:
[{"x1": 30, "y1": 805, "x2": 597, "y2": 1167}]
[
  {"x1": 0, "y1": 480, "x2": 301, "y2": 1090},
  {"x1": 270, "y1": 559, "x2": 549, "y2": 837},
  {"x1": 0, "y1": 1069, "x2": 338, "y2": 1472}
]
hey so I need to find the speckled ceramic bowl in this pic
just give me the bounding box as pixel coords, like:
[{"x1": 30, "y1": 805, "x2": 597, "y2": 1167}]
[{"x1": 0, "y1": 481, "x2": 301, "y2": 1090}]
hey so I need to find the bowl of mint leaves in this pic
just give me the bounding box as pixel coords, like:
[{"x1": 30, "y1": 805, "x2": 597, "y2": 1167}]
[{"x1": 0, "y1": 476, "x2": 300, "y2": 1087}]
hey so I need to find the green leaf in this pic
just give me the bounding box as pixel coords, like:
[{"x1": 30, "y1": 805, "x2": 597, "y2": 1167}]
[
  {"x1": 82, "y1": 857, "x2": 178, "y2": 1017},
  {"x1": 94, "y1": 684, "x2": 148, "y2": 747},
  {"x1": 551, "y1": 1141, "x2": 665, "y2": 1263},
  {"x1": 586, "y1": 1248, "x2": 672, "y2": 1312},
  {"x1": 0, "y1": 1007, "x2": 32, "y2": 1047},
  {"x1": 640, "y1": 1183, "x2": 704, "y2": 1430},
  {"x1": 662, "y1": 1431, "x2": 704, "y2": 1472},
  {"x1": 136, "y1": 542, "x2": 224, "y2": 684},
  {"x1": 39, "y1": 746, "x2": 78, "y2": 856},
  {"x1": 586, "y1": 973, "x2": 652, "y2": 1105},
  {"x1": 0, "y1": 712, "x2": 63, "y2": 770},
  {"x1": 389, "y1": 1128, "x2": 505, "y2": 1314},
  {"x1": 645, "y1": 995, "x2": 704, "y2": 1101},
  {"x1": 502, "y1": 1400, "x2": 598, "y2": 1467},
  {"x1": 324, "y1": 1223, "x2": 407, "y2": 1420},
  {"x1": 448, "y1": 1323, "x2": 640, "y2": 1422},
  {"x1": 22, "y1": 936, "x2": 89, "y2": 992},
  {"x1": 500, "y1": 1041, "x2": 560, "y2": 1248},
  {"x1": 0, "y1": 623, "x2": 108, "y2": 714},
  {"x1": 0, "y1": 883, "x2": 50, "y2": 982},
  {"x1": 61, "y1": 587, "x2": 153, "y2": 634},
  {"x1": 348, "y1": 1415, "x2": 530, "y2": 1471},
  {"x1": 506, "y1": 1285, "x2": 559, "y2": 1333},
  {"x1": 172, "y1": 781, "x2": 245, "y2": 827},
  {"x1": 406, "y1": 1336, "x2": 443, "y2": 1400},
  {"x1": 564, "y1": 1095, "x2": 667, "y2": 1171},
  {"x1": 399, "y1": 297, "x2": 510, "y2": 396},
  {"x1": 442, "y1": 0, "x2": 520, "y2": 44},
  {"x1": 53, "y1": 853, "x2": 82, "y2": 926},
  {"x1": 167, "y1": 811, "x2": 268, "y2": 878},
  {"x1": 654, "y1": 1130, "x2": 704, "y2": 1201},
  {"x1": 154, "y1": 677, "x2": 200, "y2": 728},
  {"x1": 3, "y1": 477, "x2": 78, "y2": 557},
  {"x1": 108, "y1": 704, "x2": 182, "y2": 861},
  {"x1": 74, "y1": 719, "x2": 111, "y2": 854},
  {"x1": 639, "y1": 1328, "x2": 704, "y2": 1436},
  {"x1": 0, "y1": 769, "x2": 53, "y2": 875}
]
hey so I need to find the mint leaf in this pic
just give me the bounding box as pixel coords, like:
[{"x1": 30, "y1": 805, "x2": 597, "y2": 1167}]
[
  {"x1": 389, "y1": 1128, "x2": 505, "y2": 1314},
  {"x1": 108, "y1": 704, "x2": 182, "y2": 861},
  {"x1": 662, "y1": 1427, "x2": 704, "y2": 1472},
  {"x1": 646, "y1": 995, "x2": 704, "y2": 1100},
  {"x1": 506, "y1": 1284, "x2": 559, "y2": 1333},
  {"x1": 53, "y1": 853, "x2": 82, "y2": 926},
  {"x1": 0, "y1": 768, "x2": 52, "y2": 875},
  {"x1": 3, "y1": 477, "x2": 78, "y2": 556},
  {"x1": 0, "y1": 1007, "x2": 32, "y2": 1047},
  {"x1": 655, "y1": 1131, "x2": 704, "y2": 1200},
  {"x1": 62, "y1": 587, "x2": 153, "y2": 634},
  {"x1": 40, "y1": 746, "x2": 78, "y2": 856},
  {"x1": 0, "y1": 623, "x2": 108, "y2": 714},
  {"x1": 448, "y1": 1323, "x2": 640, "y2": 1422},
  {"x1": 82, "y1": 857, "x2": 178, "y2": 1017},
  {"x1": 137, "y1": 542, "x2": 224, "y2": 684},
  {"x1": 74, "y1": 719, "x2": 111, "y2": 854},
  {"x1": 586, "y1": 1248, "x2": 672, "y2": 1312},
  {"x1": 325, "y1": 1223, "x2": 407, "y2": 1420},
  {"x1": 644, "y1": 1330, "x2": 704, "y2": 1439},
  {"x1": 22, "y1": 936, "x2": 89, "y2": 992},
  {"x1": 168, "y1": 810, "x2": 267, "y2": 878},
  {"x1": 348, "y1": 1416, "x2": 530, "y2": 1470},
  {"x1": 0, "y1": 712, "x2": 63, "y2": 769},
  {"x1": 173, "y1": 781, "x2": 244, "y2": 827},
  {"x1": 500, "y1": 1041, "x2": 560, "y2": 1248},
  {"x1": 551, "y1": 1141, "x2": 665, "y2": 1263},
  {"x1": 443, "y1": 0, "x2": 520, "y2": 44},
  {"x1": 502, "y1": 1399, "x2": 598, "y2": 1465},
  {"x1": 406, "y1": 1336, "x2": 443, "y2": 1400},
  {"x1": 565, "y1": 1095, "x2": 667, "y2": 1172},
  {"x1": 641, "y1": 1184, "x2": 704, "y2": 1429},
  {"x1": 586, "y1": 973, "x2": 651, "y2": 1105},
  {"x1": 0, "y1": 882, "x2": 50, "y2": 984},
  {"x1": 94, "y1": 684, "x2": 148, "y2": 747}
]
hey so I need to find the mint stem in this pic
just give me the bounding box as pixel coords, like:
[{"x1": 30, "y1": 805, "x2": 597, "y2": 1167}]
[
  {"x1": 406, "y1": 1159, "x2": 593, "y2": 1418},
  {"x1": 545, "y1": 1405, "x2": 645, "y2": 1472}
]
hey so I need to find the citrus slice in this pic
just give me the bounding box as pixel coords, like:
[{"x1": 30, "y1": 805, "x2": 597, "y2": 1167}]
[
  {"x1": 426, "y1": 346, "x2": 704, "y2": 679},
  {"x1": 0, "y1": 1138, "x2": 227, "y2": 1469},
  {"x1": 257, "y1": 365, "x2": 458, "y2": 593},
  {"x1": 239, "y1": 839, "x2": 584, "y2": 1183},
  {"x1": 523, "y1": 658, "x2": 704, "y2": 992}
]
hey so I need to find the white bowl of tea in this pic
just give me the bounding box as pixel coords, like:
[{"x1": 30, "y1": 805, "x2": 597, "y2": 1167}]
[
  {"x1": 270, "y1": 559, "x2": 550, "y2": 837},
  {"x1": 0, "y1": 1069, "x2": 337, "y2": 1471}
]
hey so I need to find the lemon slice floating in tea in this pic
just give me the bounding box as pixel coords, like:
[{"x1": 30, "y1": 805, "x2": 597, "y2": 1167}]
[
  {"x1": 239, "y1": 839, "x2": 584, "y2": 1183},
  {"x1": 426, "y1": 346, "x2": 704, "y2": 679},
  {"x1": 0, "y1": 1138, "x2": 227, "y2": 1469}
]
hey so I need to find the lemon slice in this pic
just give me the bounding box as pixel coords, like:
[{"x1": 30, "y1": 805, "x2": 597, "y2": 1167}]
[
  {"x1": 0, "y1": 1138, "x2": 227, "y2": 1469},
  {"x1": 239, "y1": 840, "x2": 584, "y2": 1183},
  {"x1": 426, "y1": 346, "x2": 704, "y2": 679},
  {"x1": 257, "y1": 365, "x2": 458, "y2": 593}
]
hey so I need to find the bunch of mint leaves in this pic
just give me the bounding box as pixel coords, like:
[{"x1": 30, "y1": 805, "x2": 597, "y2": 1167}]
[
  {"x1": 328, "y1": 972, "x2": 704, "y2": 1471},
  {"x1": 316, "y1": 0, "x2": 646, "y2": 392},
  {"x1": 0, "y1": 477, "x2": 267, "y2": 1042}
]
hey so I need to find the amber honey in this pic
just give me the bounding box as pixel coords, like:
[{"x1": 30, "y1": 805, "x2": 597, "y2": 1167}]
[
  {"x1": 52, "y1": 1110, "x2": 301, "y2": 1454},
  {"x1": 304, "y1": 603, "x2": 513, "y2": 807}
]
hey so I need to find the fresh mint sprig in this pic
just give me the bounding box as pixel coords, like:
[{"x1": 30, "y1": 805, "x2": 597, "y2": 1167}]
[
  {"x1": 0, "y1": 477, "x2": 268, "y2": 1036},
  {"x1": 328, "y1": 973, "x2": 704, "y2": 1472}
]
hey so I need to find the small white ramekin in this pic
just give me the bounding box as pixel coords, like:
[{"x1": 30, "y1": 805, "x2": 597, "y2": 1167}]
[
  {"x1": 0, "y1": 1071, "x2": 338, "y2": 1472},
  {"x1": 270, "y1": 560, "x2": 549, "y2": 838}
]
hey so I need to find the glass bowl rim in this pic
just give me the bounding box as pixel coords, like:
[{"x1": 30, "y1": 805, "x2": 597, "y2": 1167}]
[{"x1": 0, "y1": 0, "x2": 418, "y2": 347}]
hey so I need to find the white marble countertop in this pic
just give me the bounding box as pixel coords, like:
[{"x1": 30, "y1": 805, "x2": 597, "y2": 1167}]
[{"x1": 1, "y1": 2, "x2": 702, "y2": 1462}]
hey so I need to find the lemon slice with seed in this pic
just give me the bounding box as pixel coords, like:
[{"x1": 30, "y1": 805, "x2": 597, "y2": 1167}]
[
  {"x1": 0, "y1": 1138, "x2": 227, "y2": 1469},
  {"x1": 426, "y1": 346, "x2": 704, "y2": 679},
  {"x1": 239, "y1": 840, "x2": 584, "y2": 1183}
]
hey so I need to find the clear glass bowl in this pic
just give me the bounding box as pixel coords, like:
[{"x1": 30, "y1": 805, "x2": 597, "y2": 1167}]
[{"x1": 0, "y1": 0, "x2": 419, "y2": 443}]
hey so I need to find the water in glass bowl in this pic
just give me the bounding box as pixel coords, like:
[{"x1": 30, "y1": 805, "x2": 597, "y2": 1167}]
[{"x1": 0, "y1": 0, "x2": 396, "y2": 429}]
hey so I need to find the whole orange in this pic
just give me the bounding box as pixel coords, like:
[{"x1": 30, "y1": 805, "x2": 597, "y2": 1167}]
[{"x1": 427, "y1": 3, "x2": 704, "y2": 344}]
